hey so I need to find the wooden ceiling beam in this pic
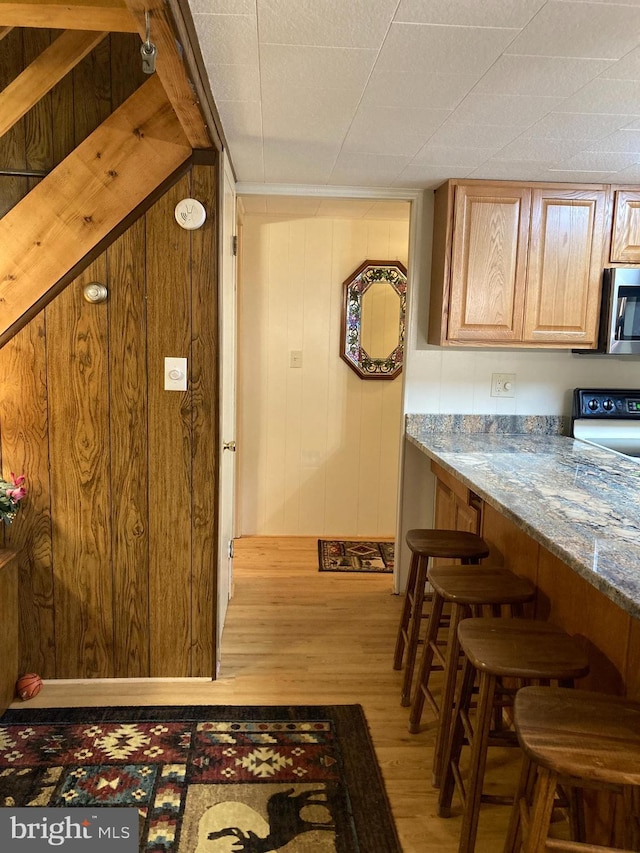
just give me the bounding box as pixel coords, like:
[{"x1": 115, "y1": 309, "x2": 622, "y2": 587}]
[
  {"x1": 0, "y1": 1, "x2": 137, "y2": 32},
  {"x1": 0, "y1": 30, "x2": 108, "y2": 139},
  {"x1": 0, "y1": 74, "x2": 192, "y2": 346},
  {"x1": 123, "y1": 0, "x2": 213, "y2": 150}
]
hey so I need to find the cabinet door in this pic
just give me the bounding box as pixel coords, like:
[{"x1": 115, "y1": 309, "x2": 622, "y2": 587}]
[
  {"x1": 611, "y1": 190, "x2": 640, "y2": 263},
  {"x1": 524, "y1": 188, "x2": 606, "y2": 345},
  {"x1": 448, "y1": 184, "x2": 530, "y2": 342}
]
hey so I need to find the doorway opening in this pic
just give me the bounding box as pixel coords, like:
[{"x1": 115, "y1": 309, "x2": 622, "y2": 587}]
[{"x1": 234, "y1": 195, "x2": 411, "y2": 551}]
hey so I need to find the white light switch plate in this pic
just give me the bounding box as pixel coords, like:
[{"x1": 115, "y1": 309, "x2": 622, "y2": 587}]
[{"x1": 164, "y1": 357, "x2": 187, "y2": 391}]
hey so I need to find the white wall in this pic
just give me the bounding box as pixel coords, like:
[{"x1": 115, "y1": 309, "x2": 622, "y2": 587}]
[{"x1": 238, "y1": 213, "x2": 410, "y2": 536}]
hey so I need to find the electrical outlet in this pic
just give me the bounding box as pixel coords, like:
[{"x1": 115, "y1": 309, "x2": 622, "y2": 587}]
[{"x1": 491, "y1": 373, "x2": 516, "y2": 398}]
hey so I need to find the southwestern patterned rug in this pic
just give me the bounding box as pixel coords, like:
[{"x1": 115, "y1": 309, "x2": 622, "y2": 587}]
[
  {"x1": 318, "y1": 540, "x2": 394, "y2": 573},
  {"x1": 0, "y1": 703, "x2": 400, "y2": 852}
]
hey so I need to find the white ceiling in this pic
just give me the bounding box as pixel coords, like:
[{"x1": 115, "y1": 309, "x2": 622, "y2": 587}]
[{"x1": 189, "y1": 0, "x2": 640, "y2": 191}]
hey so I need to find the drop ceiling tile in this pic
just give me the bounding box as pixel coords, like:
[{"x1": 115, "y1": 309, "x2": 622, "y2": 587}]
[
  {"x1": 216, "y1": 100, "x2": 263, "y2": 138},
  {"x1": 491, "y1": 137, "x2": 588, "y2": 162},
  {"x1": 447, "y1": 93, "x2": 562, "y2": 127},
  {"x1": 551, "y1": 150, "x2": 639, "y2": 172},
  {"x1": 343, "y1": 106, "x2": 451, "y2": 156},
  {"x1": 257, "y1": 0, "x2": 398, "y2": 49},
  {"x1": 226, "y1": 138, "x2": 265, "y2": 182},
  {"x1": 260, "y1": 44, "x2": 376, "y2": 91},
  {"x1": 541, "y1": 168, "x2": 616, "y2": 181},
  {"x1": 467, "y1": 161, "x2": 551, "y2": 180},
  {"x1": 193, "y1": 13, "x2": 258, "y2": 66},
  {"x1": 557, "y1": 79, "x2": 640, "y2": 115},
  {"x1": 394, "y1": 164, "x2": 473, "y2": 189},
  {"x1": 263, "y1": 140, "x2": 340, "y2": 184},
  {"x1": 411, "y1": 145, "x2": 497, "y2": 168},
  {"x1": 586, "y1": 129, "x2": 640, "y2": 154},
  {"x1": 475, "y1": 55, "x2": 612, "y2": 98},
  {"x1": 204, "y1": 63, "x2": 261, "y2": 101},
  {"x1": 601, "y1": 47, "x2": 640, "y2": 80},
  {"x1": 506, "y1": 1, "x2": 640, "y2": 59},
  {"x1": 377, "y1": 22, "x2": 519, "y2": 77},
  {"x1": 261, "y1": 87, "x2": 359, "y2": 142},
  {"x1": 610, "y1": 164, "x2": 640, "y2": 181},
  {"x1": 395, "y1": 0, "x2": 545, "y2": 28},
  {"x1": 329, "y1": 152, "x2": 411, "y2": 185},
  {"x1": 190, "y1": 0, "x2": 254, "y2": 12},
  {"x1": 521, "y1": 111, "x2": 633, "y2": 140},
  {"x1": 361, "y1": 70, "x2": 480, "y2": 111},
  {"x1": 426, "y1": 122, "x2": 524, "y2": 149}
]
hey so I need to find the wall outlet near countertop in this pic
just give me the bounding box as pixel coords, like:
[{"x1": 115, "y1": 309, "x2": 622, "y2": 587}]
[{"x1": 491, "y1": 373, "x2": 516, "y2": 398}]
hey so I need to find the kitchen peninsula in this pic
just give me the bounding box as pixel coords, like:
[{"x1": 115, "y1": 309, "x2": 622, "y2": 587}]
[{"x1": 405, "y1": 415, "x2": 640, "y2": 700}]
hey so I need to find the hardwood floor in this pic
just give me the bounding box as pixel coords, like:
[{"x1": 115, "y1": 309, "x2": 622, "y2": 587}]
[{"x1": 11, "y1": 536, "x2": 518, "y2": 852}]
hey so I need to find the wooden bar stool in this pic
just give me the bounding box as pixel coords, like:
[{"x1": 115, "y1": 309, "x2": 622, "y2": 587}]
[
  {"x1": 393, "y1": 528, "x2": 490, "y2": 706},
  {"x1": 438, "y1": 618, "x2": 590, "y2": 853},
  {"x1": 505, "y1": 686, "x2": 640, "y2": 853},
  {"x1": 408, "y1": 564, "x2": 536, "y2": 789}
]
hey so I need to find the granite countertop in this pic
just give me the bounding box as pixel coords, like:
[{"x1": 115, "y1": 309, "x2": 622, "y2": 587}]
[{"x1": 405, "y1": 415, "x2": 640, "y2": 619}]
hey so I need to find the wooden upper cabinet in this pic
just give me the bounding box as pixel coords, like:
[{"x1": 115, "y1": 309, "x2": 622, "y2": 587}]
[
  {"x1": 610, "y1": 190, "x2": 640, "y2": 263},
  {"x1": 448, "y1": 184, "x2": 530, "y2": 342},
  {"x1": 524, "y1": 188, "x2": 607, "y2": 345},
  {"x1": 429, "y1": 179, "x2": 607, "y2": 348}
]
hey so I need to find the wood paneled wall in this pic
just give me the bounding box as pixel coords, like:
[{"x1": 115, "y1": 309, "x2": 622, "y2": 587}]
[
  {"x1": 0, "y1": 30, "x2": 219, "y2": 680},
  {"x1": 0, "y1": 165, "x2": 219, "y2": 679}
]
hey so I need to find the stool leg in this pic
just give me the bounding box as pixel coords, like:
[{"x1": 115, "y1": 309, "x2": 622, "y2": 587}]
[
  {"x1": 432, "y1": 601, "x2": 466, "y2": 788},
  {"x1": 458, "y1": 671, "x2": 498, "y2": 853},
  {"x1": 408, "y1": 590, "x2": 444, "y2": 733},
  {"x1": 400, "y1": 555, "x2": 429, "y2": 706},
  {"x1": 523, "y1": 767, "x2": 558, "y2": 853},
  {"x1": 439, "y1": 654, "x2": 477, "y2": 818},
  {"x1": 393, "y1": 551, "x2": 418, "y2": 670},
  {"x1": 503, "y1": 754, "x2": 535, "y2": 853}
]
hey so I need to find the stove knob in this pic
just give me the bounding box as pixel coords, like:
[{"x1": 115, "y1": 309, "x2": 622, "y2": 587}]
[
  {"x1": 587, "y1": 398, "x2": 599, "y2": 411},
  {"x1": 603, "y1": 398, "x2": 614, "y2": 411}
]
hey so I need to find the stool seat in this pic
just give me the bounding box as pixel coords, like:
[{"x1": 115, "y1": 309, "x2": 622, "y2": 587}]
[
  {"x1": 406, "y1": 528, "x2": 490, "y2": 561},
  {"x1": 515, "y1": 686, "x2": 640, "y2": 786},
  {"x1": 429, "y1": 564, "x2": 535, "y2": 606},
  {"x1": 459, "y1": 617, "x2": 590, "y2": 681},
  {"x1": 394, "y1": 528, "x2": 489, "y2": 706},
  {"x1": 505, "y1": 687, "x2": 640, "y2": 853}
]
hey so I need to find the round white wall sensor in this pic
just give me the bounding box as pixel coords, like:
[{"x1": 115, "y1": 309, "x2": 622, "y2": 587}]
[{"x1": 174, "y1": 198, "x2": 207, "y2": 230}]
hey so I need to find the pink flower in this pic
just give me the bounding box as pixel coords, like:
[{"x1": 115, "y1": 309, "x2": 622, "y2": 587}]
[
  {"x1": 7, "y1": 487, "x2": 25, "y2": 502},
  {"x1": 10, "y1": 473, "x2": 25, "y2": 487}
]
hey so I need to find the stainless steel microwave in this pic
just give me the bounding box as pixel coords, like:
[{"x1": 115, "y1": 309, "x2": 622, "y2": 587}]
[{"x1": 584, "y1": 267, "x2": 640, "y2": 354}]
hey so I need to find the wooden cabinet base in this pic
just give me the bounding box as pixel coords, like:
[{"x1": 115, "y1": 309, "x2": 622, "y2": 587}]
[{"x1": 0, "y1": 550, "x2": 18, "y2": 715}]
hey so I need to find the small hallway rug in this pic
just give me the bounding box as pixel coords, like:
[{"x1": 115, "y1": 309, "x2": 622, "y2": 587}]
[
  {"x1": 318, "y1": 540, "x2": 394, "y2": 573},
  {"x1": 0, "y1": 703, "x2": 401, "y2": 852}
]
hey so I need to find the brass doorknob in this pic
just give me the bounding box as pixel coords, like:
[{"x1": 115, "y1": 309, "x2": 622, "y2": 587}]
[{"x1": 223, "y1": 441, "x2": 236, "y2": 451}]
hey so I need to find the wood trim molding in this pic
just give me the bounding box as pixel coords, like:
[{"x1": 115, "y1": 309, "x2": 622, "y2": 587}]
[
  {"x1": 123, "y1": 0, "x2": 213, "y2": 150},
  {"x1": 0, "y1": 74, "x2": 192, "y2": 347},
  {"x1": 0, "y1": 1, "x2": 137, "y2": 32},
  {"x1": 0, "y1": 30, "x2": 108, "y2": 138}
]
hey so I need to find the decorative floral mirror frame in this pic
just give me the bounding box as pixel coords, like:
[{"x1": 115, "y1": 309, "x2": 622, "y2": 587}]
[{"x1": 340, "y1": 260, "x2": 407, "y2": 380}]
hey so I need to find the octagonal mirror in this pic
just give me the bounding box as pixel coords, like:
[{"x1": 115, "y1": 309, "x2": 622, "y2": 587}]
[{"x1": 340, "y1": 260, "x2": 407, "y2": 380}]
